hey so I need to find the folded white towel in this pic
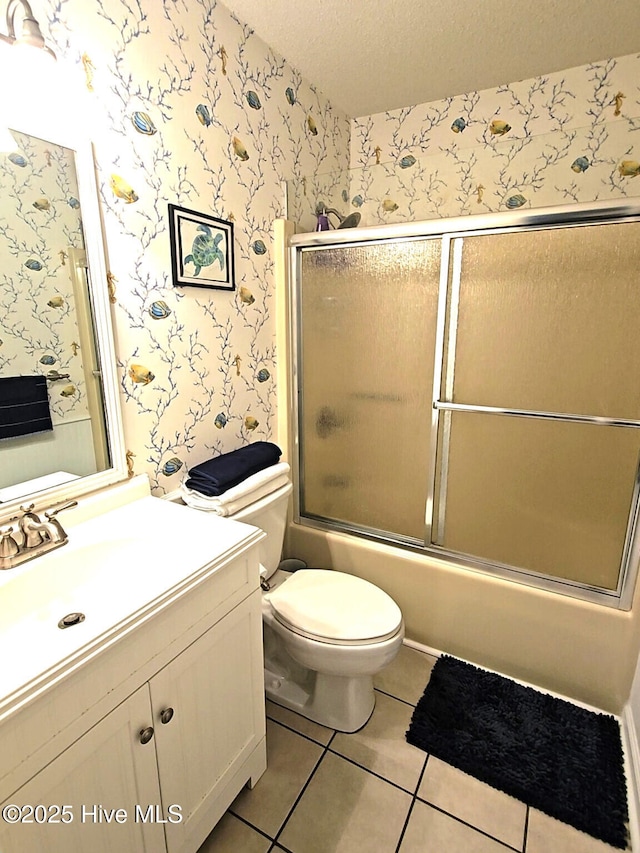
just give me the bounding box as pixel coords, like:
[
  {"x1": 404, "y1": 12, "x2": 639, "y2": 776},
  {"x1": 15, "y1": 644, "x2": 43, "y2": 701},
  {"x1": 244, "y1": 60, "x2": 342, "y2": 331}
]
[
  {"x1": 181, "y1": 473, "x2": 291, "y2": 516},
  {"x1": 180, "y1": 462, "x2": 291, "y2": 516}
]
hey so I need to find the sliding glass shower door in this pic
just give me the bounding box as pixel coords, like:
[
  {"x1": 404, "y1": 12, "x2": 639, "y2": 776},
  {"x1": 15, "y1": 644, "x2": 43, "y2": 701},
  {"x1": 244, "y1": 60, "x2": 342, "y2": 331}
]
[
  {"x1": 292, "y1": 204, "x2": 640, "y2": 606},
  {"x1": 297, "y1": 239, "x2": 442, "y2": 542},
  {"x1": 434, "y1": 223, "x2": 640, "y2": 591}
]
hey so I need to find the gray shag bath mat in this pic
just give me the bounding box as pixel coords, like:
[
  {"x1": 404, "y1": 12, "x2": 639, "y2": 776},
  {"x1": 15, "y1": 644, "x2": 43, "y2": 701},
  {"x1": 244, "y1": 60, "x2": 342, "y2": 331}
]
[{"x1": 406, "y1": 655, "x2": 629, "y2": 849}]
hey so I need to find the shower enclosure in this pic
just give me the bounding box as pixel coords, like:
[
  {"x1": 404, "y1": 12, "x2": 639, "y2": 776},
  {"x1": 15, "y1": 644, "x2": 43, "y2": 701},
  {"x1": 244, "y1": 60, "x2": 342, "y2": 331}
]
[{"x1": 289, "y1": 200, "x2": 640, "y2": 608}]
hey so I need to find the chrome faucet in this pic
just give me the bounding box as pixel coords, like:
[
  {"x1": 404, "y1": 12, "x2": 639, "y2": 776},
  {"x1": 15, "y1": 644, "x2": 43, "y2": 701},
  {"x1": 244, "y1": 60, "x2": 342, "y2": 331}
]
[{"x1": 0, "y1": 500, "x2": 77, "y2": 570}]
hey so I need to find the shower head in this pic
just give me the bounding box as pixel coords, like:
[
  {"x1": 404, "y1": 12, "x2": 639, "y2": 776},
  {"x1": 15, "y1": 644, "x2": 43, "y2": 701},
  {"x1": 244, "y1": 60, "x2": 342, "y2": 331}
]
[
  {"x1": 337, "y1": 212, "x2": 362, "y2": 229},
  {"x1": 325, "y1": 208, "x2": 362, "y2": 229}
]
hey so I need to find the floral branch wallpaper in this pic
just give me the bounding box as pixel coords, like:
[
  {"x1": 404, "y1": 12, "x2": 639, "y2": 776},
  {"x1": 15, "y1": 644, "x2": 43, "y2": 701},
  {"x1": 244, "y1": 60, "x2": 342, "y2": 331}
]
[
  {"x1": 289, "y1": 53, "x2": 640, "y2": 232},
  {"x1": 27, "y1": 0, "x2": 640, "y2": 496},
  {"x1": 346, "y1": 53, "x2": 640, "y2": 225},
  {"x1": 0, "y1": 130, "x2": 90, "y2": 424},
  {"x1": 36, "y1": 0, "x2": 350, "y2": 494}
]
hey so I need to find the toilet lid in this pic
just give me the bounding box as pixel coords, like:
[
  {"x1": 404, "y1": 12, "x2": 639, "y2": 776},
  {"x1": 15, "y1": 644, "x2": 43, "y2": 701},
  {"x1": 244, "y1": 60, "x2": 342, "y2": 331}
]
[{"x1": 267, "y1": 569, "x2": 402, "y2": 643}]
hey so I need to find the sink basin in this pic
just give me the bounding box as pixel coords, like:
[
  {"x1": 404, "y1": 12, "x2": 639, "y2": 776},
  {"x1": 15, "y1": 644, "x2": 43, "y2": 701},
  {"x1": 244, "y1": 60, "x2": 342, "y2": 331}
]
[
  {"x1": 0, "y1": 493, "x2": 261, "y2": 710},
  {"x1": 0, "y1": 538, "x2": 143, "y2": 627}
]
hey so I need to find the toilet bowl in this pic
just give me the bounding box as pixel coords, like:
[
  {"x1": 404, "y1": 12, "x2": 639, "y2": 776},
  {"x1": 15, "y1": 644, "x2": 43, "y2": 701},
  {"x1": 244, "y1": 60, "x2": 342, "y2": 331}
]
[{"x1": 230, "y1": 481, "x2": 404, "y2": 732}]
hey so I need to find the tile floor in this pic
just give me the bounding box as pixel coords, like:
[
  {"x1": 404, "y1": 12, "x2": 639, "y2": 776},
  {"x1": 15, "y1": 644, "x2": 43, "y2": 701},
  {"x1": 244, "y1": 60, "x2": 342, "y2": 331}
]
[{"x1": 198, "y1": 646, "x2": 628, "y2": 853}]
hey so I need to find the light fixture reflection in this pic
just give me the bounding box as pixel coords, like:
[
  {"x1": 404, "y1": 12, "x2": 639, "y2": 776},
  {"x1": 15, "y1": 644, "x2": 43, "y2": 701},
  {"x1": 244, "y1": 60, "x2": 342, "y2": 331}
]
[{"x1": 0, "y1": 0, "x2": 56, "y2": 61}]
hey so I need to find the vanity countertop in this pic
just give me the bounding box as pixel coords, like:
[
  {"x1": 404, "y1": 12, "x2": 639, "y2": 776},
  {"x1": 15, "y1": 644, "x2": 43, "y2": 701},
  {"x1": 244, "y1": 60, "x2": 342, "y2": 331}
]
[{"x1": 0, "y1": 484, "x2": 264, "y2": 720}]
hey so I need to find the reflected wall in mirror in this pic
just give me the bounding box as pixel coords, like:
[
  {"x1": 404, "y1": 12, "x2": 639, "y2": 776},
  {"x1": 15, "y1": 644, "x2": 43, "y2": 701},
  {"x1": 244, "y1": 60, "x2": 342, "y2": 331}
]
[{"x1": 0, "y1": 123, "x2": 125, "y2": 511}]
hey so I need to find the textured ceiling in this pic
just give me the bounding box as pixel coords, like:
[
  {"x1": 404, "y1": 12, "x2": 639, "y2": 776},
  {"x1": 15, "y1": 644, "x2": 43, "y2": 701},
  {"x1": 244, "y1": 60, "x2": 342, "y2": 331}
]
[{"x1": 222, "y1": 0, "x2": 640, "y2": 117}]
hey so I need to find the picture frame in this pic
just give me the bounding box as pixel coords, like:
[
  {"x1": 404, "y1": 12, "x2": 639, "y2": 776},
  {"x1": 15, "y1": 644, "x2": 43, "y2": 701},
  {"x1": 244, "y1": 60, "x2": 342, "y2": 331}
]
[{"x1": 168, "y1": 204, "x2": 235, "y2": 291}]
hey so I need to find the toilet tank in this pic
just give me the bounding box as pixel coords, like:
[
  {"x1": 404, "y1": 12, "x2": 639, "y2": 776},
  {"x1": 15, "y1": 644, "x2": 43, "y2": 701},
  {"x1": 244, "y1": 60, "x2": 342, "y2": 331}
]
[{"x1": 230, "y1": 481, "x2": 293, "y2": 579}]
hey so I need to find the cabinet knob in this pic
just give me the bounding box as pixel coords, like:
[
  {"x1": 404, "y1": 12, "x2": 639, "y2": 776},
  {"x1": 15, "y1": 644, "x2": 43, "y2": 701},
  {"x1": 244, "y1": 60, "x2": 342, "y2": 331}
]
[
  {"x1": 139, "y1": 726, "x2": 155, "y2": 744},
  {"x1": 160, "y1": 707, "x2": 174, "y2": 725}
]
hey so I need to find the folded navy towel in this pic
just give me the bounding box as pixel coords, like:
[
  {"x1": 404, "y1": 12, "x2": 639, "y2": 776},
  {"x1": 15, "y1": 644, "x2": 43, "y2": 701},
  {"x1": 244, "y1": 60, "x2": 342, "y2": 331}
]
[
  {"x1": 0, "y1": 375, "x2": 53, "y2": 440},
  {"x1": 185, "y1": 441, "x2": 282, "y2": 497}
]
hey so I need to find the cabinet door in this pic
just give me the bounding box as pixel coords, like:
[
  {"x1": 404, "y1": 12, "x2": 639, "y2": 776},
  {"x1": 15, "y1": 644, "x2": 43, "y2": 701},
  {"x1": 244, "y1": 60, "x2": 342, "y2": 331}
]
[
  {"x1": 151, "y1": 591, "x2": 266, "y2": 853},
  {"x1": 0, "y1": 685, "x2": 165, "y2": 853}
]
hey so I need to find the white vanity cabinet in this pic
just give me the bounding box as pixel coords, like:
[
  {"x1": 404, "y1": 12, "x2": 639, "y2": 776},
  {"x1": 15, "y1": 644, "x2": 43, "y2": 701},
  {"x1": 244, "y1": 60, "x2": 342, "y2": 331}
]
[
  {"x1": 152, "y1": 588, "x2": 265, "y2": 853},
  {"x1": 0, "y1": 684, "x2": 165, "y2": 852},
  {"x1": 0, "y1": 490, "x2": 267, "y2": 853}
]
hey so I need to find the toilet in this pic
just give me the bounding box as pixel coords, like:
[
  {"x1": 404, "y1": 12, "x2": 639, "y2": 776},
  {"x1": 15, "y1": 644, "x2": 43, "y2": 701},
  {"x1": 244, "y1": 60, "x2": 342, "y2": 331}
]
[{"x1": 230, "y1": 480, "x2": 404, "y2": 732}]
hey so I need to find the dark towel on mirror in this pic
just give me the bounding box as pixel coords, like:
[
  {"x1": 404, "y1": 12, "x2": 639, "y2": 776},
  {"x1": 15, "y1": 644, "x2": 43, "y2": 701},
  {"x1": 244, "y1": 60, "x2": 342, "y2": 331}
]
[
  {"x1": 185, "y1": 441, "x2": 282, "y2": 497},
  {"x1": 0, "y1": 375, "x2": 53, "y2": 440}
]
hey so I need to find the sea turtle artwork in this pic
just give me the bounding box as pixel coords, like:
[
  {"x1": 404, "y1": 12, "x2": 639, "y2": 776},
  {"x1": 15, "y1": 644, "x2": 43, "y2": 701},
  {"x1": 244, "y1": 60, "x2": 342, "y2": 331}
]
[{"x1": 184, "y1": 225, "x2": 225, "y2": 277}]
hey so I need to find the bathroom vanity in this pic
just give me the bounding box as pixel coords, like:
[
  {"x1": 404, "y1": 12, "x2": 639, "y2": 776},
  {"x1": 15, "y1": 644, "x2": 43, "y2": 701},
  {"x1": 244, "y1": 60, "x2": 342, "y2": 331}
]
[{"x1": 0, "y1": 477, "x2": 266, "y2": 853}]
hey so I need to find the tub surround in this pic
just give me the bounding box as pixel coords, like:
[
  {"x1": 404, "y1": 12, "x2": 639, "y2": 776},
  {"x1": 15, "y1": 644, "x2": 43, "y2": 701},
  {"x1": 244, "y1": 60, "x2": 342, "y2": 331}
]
[
  {"x1": 286, "y1": 522, "x2": 637, "y2": 715},
  {"x1": 0, "y1": 476, "x2": 266, "y2": 853}
]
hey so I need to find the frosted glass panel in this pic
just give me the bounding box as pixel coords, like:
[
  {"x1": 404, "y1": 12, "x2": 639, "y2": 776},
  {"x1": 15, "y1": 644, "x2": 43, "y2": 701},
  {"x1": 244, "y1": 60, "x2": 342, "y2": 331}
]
[
  {"x1": 450, "y1": 222, "x2": 640, "y2": 419},
  {"x1": 435, "y1": 412, "x2": 640, "y2": 590},
  {"x1": 299, "y1": 239, "x2": 441, "y2": 540},
  {"x1": 293, "y1": 210, "x2": 640, "y2": 605}
]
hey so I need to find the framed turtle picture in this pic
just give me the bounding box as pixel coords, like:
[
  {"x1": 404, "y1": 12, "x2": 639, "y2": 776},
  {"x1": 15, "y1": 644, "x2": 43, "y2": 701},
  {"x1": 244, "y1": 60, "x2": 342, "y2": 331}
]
[{"x1": 168, "y1": 204, "x2": 235, "y2": 291}]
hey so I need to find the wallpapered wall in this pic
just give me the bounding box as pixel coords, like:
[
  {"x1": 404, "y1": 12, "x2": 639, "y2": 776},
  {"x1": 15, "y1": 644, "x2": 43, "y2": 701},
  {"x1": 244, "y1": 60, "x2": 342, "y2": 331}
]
[
  {"x1": 348, "y1": 52, "x2": 640, "y2": 225},
  {"x1": 37, "y1": 0, "x2": 350, "y2": 494},
  {"x1": 0, "y1": 130, "x2": 90, "y2": 424},
  {"x1": 289, "y1": 52, "x2": 640, "y2": 233},
  {"x1": 33, "y1": 0, "x2": 640, "y2": 495}
]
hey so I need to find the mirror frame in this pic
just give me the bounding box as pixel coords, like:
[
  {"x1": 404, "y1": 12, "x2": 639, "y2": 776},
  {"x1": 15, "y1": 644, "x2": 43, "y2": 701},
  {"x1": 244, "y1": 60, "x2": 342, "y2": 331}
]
[{"x1": 0, "y1": 110, "x2": 127, "y2": 519}]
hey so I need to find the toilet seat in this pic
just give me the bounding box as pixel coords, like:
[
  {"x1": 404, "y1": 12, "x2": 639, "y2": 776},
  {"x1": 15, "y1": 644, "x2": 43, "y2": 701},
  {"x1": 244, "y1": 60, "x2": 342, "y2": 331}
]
[{"x1": 267, "y1": 569, "x2": 402, "y2": 645}]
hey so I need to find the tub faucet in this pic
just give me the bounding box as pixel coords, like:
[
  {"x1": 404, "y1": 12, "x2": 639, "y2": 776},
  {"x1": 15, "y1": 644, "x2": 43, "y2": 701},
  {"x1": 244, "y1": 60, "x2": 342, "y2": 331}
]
[{"x1": 0, "y1": 500, "x2": 78, "y2": 570}]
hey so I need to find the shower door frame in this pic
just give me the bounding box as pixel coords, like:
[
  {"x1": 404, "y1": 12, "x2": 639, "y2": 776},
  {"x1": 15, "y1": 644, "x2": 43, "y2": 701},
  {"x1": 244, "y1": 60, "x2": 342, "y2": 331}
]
[{"x1": 288, "y1": 198, "x2": 640, "y2": 609}]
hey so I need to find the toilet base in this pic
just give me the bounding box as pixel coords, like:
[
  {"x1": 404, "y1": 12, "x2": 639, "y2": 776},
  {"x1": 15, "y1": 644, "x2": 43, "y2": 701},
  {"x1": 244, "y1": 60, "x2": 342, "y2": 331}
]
[{"x1": 264, "y1": 667, "x2": 376, "y2": 733}]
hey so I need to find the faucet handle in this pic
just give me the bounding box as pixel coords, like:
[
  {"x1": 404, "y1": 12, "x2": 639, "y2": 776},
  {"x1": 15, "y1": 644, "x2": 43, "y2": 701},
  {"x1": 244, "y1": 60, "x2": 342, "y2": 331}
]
[
  {"x1": 45, "y1": 500, "x2": 78, "y2": 521},
  {"x1": 44, "y1": 500, "x2": 78, "y2": 542},
  {"x1": 0, "y1": 526, "x2": 19, "y2": 559}
]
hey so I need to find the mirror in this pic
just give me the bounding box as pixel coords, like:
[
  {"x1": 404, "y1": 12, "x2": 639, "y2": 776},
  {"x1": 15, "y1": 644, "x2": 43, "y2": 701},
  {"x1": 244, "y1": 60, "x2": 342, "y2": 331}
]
[{"x1": 0, "y1": 116, "x2": 126, "y2": 516}]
